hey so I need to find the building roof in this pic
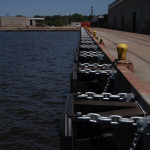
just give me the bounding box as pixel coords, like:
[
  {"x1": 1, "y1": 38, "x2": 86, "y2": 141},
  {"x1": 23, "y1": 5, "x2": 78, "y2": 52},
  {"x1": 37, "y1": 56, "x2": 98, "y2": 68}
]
[
  {"x1": 109, "y1": 0, "x2": 125, "y2": 9},
  {"x1": 91, "y1": 15, "x2": 107, "y2": 22},
  {"x1": 30, "y1": 18, "x2": 45, "y2": 21}
]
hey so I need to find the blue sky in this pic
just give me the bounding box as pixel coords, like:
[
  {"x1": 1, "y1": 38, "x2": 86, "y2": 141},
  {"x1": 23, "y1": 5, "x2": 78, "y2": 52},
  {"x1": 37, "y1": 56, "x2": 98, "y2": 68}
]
[{"x1": 0, "y1": 0, "x2": 114, "y2": 17}]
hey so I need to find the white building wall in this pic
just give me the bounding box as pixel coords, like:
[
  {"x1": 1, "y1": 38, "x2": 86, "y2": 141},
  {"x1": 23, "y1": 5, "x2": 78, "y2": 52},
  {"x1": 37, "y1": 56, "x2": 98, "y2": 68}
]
[
  {"x1": 0, "y1": 17, "x2": 31, "y2": 27},
  {"x1": 32, "y1": 20, "x2": 36, "y2": 26},
  {"x1": 71, "y1": 22, "x2": 81, "y2": 27}
]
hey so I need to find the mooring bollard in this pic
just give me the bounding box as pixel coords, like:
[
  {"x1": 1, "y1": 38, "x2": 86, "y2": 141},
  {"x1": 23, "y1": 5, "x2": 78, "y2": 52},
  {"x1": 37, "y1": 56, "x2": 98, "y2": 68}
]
[
  {"x1": 116, "y1": 43, "x2": 134, "y2": 71},
  {"x1": 93, "y1": 31, "x2": 96, "y2": 37},
  {"x1": 95, "y1": 36, "x2": 98, "y2": 40},
  {"x1": 87, "y1": 28, "x2": 89, "y2": 32},
  {"x1": 117, "y1": 43, "x2": 128, "y2": 60},
  {"x1": 100, "y1": 39, "x2": 105, "y2": 46}
]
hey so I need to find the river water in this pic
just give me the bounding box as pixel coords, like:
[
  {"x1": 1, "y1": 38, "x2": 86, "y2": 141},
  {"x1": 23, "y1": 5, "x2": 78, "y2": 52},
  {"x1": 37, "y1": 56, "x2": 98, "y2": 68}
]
[{"x1": 0, "y1": 31, "x2": 79, "y2": 150}]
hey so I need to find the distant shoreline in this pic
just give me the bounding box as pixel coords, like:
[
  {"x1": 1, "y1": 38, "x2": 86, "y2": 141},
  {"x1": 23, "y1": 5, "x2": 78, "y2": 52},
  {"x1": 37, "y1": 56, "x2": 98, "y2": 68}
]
[{"x1": 0, "y1": 26, "x2": 80, "y2": 31}]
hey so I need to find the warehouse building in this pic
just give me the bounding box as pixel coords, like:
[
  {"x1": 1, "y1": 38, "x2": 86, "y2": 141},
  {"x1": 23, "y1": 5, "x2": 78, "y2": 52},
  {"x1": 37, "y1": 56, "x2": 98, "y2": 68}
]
[
  {"x1": 108, "y1": 0, "x2": 150, "y2": 32},
  {"x1": 91, "y1": 15, "x2": 108, "y2": 28},
  {"x1": 0, "y1": 16, "x2": 44, "y2": 27}
]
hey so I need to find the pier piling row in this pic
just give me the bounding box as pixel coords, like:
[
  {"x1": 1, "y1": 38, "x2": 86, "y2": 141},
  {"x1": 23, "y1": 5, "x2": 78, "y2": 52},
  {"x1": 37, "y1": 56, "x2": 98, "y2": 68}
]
[{"x1": 61, "y1": 27, "x2": 150, "y2": 150}]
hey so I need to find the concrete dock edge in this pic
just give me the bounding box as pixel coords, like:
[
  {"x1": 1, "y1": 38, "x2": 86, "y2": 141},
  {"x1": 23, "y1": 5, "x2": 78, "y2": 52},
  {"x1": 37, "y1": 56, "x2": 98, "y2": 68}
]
[{"x1": 90, "y1": 32, "x2": 150, "y2": 114}]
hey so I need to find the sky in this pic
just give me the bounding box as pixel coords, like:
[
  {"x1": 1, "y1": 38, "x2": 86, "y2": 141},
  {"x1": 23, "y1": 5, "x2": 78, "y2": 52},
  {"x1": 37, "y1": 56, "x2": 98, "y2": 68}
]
[{"x1": 0, "y1": 0, "x2": 115, "y2": 17}]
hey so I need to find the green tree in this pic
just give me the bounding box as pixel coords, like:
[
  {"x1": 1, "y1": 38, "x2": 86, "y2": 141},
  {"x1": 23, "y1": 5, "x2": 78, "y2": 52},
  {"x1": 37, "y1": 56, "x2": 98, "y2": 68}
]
[{"x1": 34, "y1": 14, "x2": 91, "y2": 26}]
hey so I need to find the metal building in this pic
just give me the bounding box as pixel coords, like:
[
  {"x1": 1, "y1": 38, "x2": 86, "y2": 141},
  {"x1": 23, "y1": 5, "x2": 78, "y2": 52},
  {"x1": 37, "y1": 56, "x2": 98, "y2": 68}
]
[
  {"x1": 91, "y1": 15, "x2": 108, "y2": 28},
  {"x1": 108, "y1": 0, "x2": 150, "y2": 32},
  {"x1": 0, "y1": 17, "x2": 44, "y2": 27}
]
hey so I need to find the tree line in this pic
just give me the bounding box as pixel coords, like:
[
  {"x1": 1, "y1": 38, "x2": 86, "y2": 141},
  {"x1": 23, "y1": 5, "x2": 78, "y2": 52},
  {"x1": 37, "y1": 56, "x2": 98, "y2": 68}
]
[{"x1": 34, "y1": 14, "x2": 93, "y2": 26}]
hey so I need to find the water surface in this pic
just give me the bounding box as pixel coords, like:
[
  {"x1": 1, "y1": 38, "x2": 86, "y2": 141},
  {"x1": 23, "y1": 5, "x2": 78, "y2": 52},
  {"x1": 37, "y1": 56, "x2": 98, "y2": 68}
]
[{"x1": 0, "y1": 31, "x2": 79, "y2": 150}]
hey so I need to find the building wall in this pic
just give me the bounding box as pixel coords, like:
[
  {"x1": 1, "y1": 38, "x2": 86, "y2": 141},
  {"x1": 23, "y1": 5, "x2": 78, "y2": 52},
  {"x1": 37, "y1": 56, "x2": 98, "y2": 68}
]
[
  {"x1": 32, "y1": 20, "x2": 36, "y2": 26},
  {"x1": 108, "y1": 0, "x2": 150, "y2": 32},
  {"x1": 0, "y1": 17, "x2": 31, "y2": 27},
  {"x1": 29, "y1": 20, "x2": 36, "y2": 27},
  {"x1": 71, "y1": 22, "x2": 81, "y2": 27},
  {"x1": 91, "y1": 15, "x2": 108, "y2": 28}
]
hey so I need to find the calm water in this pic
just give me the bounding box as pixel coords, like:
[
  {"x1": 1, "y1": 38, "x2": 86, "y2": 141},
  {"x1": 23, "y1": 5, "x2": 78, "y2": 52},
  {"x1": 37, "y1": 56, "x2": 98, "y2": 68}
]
[{"x1": 0, "y1": 31, "x2": 79, "y2": 150}]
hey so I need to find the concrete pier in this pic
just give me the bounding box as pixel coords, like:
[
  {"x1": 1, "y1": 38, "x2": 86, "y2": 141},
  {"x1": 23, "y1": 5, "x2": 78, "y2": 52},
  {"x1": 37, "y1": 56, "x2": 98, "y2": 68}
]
[
  {"x1": 91, "y1": 28, "x2": 150, "y2": 89},
  {"x1": 88, "y1": 27, "x2": 150, "y2": 112}
]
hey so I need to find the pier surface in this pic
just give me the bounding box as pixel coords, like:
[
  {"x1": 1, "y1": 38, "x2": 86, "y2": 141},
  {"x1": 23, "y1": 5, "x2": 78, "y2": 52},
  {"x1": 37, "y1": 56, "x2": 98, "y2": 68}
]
[{"x1": 91, "y1": 28, "x2": 150, "y2": 89}]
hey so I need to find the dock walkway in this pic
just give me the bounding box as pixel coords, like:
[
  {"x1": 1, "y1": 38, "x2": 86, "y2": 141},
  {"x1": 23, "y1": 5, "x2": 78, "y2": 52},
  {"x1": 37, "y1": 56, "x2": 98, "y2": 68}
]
[{"x1": 91, "y1": 28, "x2": 150, "y2": 89}]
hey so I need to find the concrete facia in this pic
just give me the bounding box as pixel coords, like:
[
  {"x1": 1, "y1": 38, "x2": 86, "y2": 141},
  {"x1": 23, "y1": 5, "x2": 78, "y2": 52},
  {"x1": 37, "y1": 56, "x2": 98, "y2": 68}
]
[
  {"x1": 0, "y1": 17, "x2": 44, "y2": 27},
  {"x1": 0, "y1": 17, "x2": 31, "y2": 27}
]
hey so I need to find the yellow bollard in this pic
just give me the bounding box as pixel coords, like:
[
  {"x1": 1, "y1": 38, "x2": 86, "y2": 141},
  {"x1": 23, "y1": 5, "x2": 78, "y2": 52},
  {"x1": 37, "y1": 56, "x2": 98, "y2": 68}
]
[
  {"x1": 93, "y1": 31, "x2": 96, "y2": 37},
  {"x1": 117, "y1": 43, "x2": 128, "y2": 60},
  {"x1": 100, "y1": 39, "x2": 105, "y2": 46},
  {"x1": 87, "y1": 28, "x2": 89, "y2": 32},
  {"x1": 100, "y1": 39, "x2": 103, "y2": 44}
]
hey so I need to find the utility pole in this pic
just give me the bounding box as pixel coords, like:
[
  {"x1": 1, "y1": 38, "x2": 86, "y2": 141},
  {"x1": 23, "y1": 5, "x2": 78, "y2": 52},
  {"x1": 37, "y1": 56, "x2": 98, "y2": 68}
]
[
  {"x1": 91, "y1": 6, "x2": 93, "y2": 19},
  {"x1": 66, "y1": 17, "x2": 68, "y2": 26}
]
